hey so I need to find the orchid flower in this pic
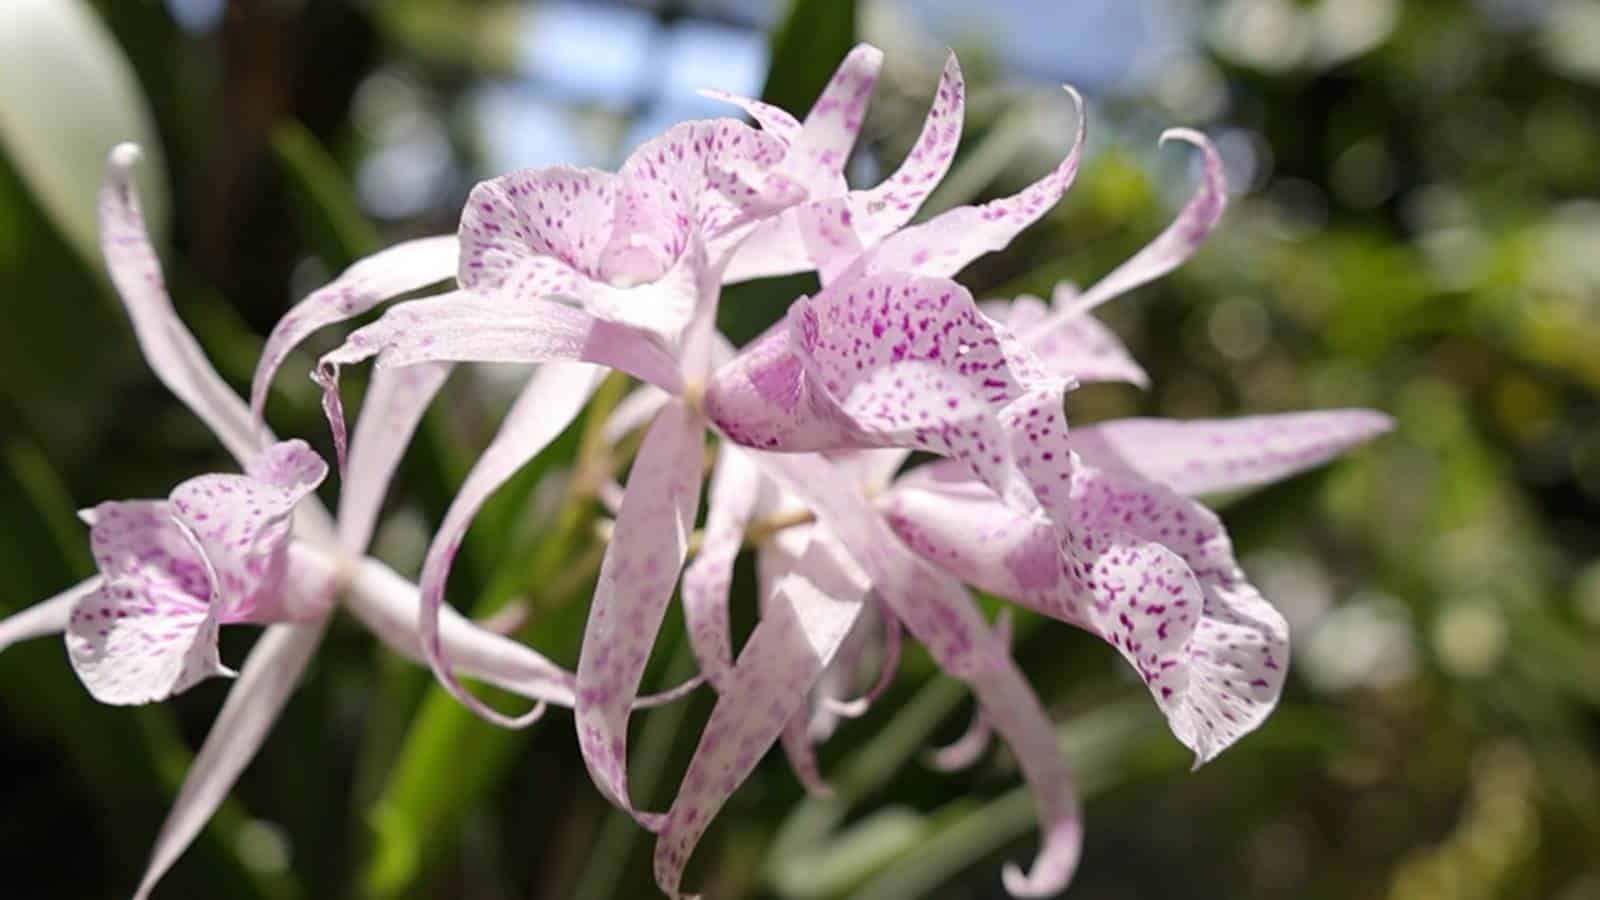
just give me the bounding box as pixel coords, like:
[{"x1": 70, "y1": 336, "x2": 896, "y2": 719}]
[
  {"x1": 0, "y1": 145, "x2": 688, "y2": 899},
  {"x1": 687, "y1": 117, "x2": 1391, "y2": 897}
]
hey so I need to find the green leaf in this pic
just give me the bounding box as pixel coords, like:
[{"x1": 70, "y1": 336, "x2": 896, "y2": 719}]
[
  {"x1": 0, "y1": 0, "x2": 167, "y2": 266},
  {"x1": 760, "y1": 0, "x2": 858, "y2": 114}
]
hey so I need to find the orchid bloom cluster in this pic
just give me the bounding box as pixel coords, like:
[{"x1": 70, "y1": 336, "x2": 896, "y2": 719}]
[{"x1": 0, "y1": 45, "x2": 1394, "y2": 900}]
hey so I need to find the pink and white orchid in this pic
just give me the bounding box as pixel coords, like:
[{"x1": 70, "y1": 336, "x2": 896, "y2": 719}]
[{"x1": 0, "y1": 145, "x2": 688, "y2": 900}]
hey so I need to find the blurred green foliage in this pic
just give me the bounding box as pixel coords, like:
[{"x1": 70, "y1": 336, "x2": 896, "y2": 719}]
[{"x1": 2, "y1": 1, "x2": 1598, "y2": 899}]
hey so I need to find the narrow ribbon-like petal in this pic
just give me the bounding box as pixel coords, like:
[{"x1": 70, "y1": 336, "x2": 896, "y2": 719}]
[
  {"x1": 314, "y1": 292, "x2": 684, "y2": 466},
  {"x1": 925, "y1": 608, "x2": 1011, "y2": 772},
  {"x1": 851, "y1": 52, "x2": 966, "y2": 244},
  {"x1": 1066, "y1": 410, "x2": 1395, "y2": 497},
  {"x1": 1040, "y1": 128, "x2": 1227, "y2": 326},
  {"x1": 681, "y1": 446, "x2": 761, "y2": 690},
  {"x1": 755, "y1": 453, "x2": 1081, "y2": 895},
  {"x1": 576, "y1": 400, "x2": 705, "y2": 826},
  {"x1": 100, "y1": 144, "x2": 257, "y2": 466},
  {"x1": 870, "y1": 86, "x2": 1085, "y2": 278},
  {"x1": 604, "y1": 384, "x2": 672, "y2": 444},
  {"x1": 131, "y1": 618, "x2": 328, "y2": 900},
  {"x1": 249, "y1": 234, "x2": 458, "y2": 428},
  {"x1": 338, "y1": 362, "x2": 453, "y2": 550},
  {"x1": 414, "y1": 363, "x2": 601, "y2": 726},
  {"x1": 698, "y1": 88, "x2": 801, "y2": 141},
  {"x1": 654, "y1": 530, "x2": 869, "y2": 898},
  {"x1": 778, "y1": 43, "x2": 884, "y2": 193},
  {"x1": 0, "y1": 577, "x2": 99, "y2": 653}
]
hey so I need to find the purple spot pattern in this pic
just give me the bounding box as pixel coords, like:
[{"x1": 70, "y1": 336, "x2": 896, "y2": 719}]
[
  {"x1": 851, "y1": 53, "x2": 966, "y2": 244},
  {"x1": 64, "y1": 440, "x2": 327, "y2": 705},
  {"x1": 575, "y1": 401, "x2": 704, "y2": 828},
  {"x1": 680, "y1": 447, "x2": 761, "y2": 691}
]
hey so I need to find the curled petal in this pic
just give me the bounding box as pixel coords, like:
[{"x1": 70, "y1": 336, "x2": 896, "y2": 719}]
[
  {"x1": 925, "y1": 609, "x2": 1011, "y2": 772},
  {"x1": 820, "y1": 601, "x2": 902, "y2": 720},
  {"x1": 653, "y1": 532, "x2": 869, "y2": 898},
  {"x1": 414, "y1": 363, "x2": 601, "y2": 725},
  {"x1": 132, "y1": 618, "x2": 328, "y2": 900},
  {"x1": 681, "y1": 446, "x2": 761, "y2": 690},
  {"x1": 99, "y1": 145, "x2": 257, "y2": 466},
  {"x1": 0, "y1": 577, "x2": 100, "y2": 654},
  {"x1": 458, "y1": 166, "x2": 612, "y2": 291},
  {"x1": 1042, "y1": 128, "x2": 1227, "y2": 325},
  {"x1": 338, "y1": 362, "x2": 453, "y2": 550},
  {"x1": 871, "y1": 86, "x2": 1085, "y2": 278},
  {"x1": 314, "y1": 292, "x2": 683, "y2": 467},
  {"x1": 698, "y1": 89, "x2": 801, "y2": 141},
  {"x1": 249, "y1": 234, "x2": 458, "y2": 428},
  {"x1": 755, "y1": 452, "x2": 1081, "y2": 895},
  {"x1": 576, "y1": 401, "x2": 705, "y2": 826},
  {"x1": 1067, "y1": 410, "x2": 1395, "y2": 497},
  {"x1": 851, "y1": 52, "x2": 966, "y2": 245}
]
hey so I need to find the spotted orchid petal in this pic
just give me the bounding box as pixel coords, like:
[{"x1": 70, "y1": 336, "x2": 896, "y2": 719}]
[
  {"x1": 413, "y1": 362, "x2": 601, "y2": 727},
  {"x1": 576, "y1": 400, "x2": 705, "y2": 826},
  {"x1": 131, "y1": 618, "x2": 328, "y2": 900},
  {"x1": 925, "y1": 608, "x2": 1011, "y2": 773},
  {"x1": 886, "y1": 462, "x2": 1289, "y2": 766},
  {"x1": 984, "y1": 289, "x2": 1149, "y2": 387},
  {"x1": 248, "y1": 234, "x2": 458, "y2": 428},
  {"x1": 100, "y1": 144, "x2": 258, "y2": 467},
  {"x1": 314, "y1": 291, "x2": 684, "y2": 467},
  {"x1": 698, "y1": 88, "x2": 801, "y2": 142},
  {"x1": 851, "y1": 52, "x2": 966, "y2": 244},
  {"x1": 776, "y1": 43, "x2": 884, "y2": 194},
  {"x1": 654, "y1": 527, "x2": 870, "y2": 898},
  {"x1": 706, "y1": 271, "x2": 1066, "y2": 515},
  {"x1": 0, "y1": 577, "x2": 99, "y2": 653},
  {"x1": 1066, "y1": 410, "x2": 1396, "y2": 497},
  {"x1": 723, "y1": 52, "x2": 964, "y2": 283},
  {"x1": 1038, "y1": 128, "x2": 1227, "y2": 328},
  {"x1": 758, "y1": 453, "x2": 1082, "y2": 897},
  {"x1": 869, "y1": 86, "x2": 1085, "y2": 279},
  {"x1": 168, "y1": 440, "x2": 329, "y2": 625},
  {"x1": 681, "y1": 445, "x2": 762, "y2": 690},
  {"x1": 338, "y1": 362, "x2": 453, "y2": 549},
  {"x1": 66, "y1": 500, "x2": 231, "y2": 704}
]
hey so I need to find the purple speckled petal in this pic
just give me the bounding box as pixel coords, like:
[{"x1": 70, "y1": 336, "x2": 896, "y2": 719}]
[
  {"x1": 168, "y1": 440, "x2": 328, "y2": 624},
  {"x1": 887, "y1": 461, "x2": 1290, "y2": 766},
  {"x1": 779, "y1": 43, "x2": 883, "y2": 193},
  {"x1": 1040, "y1": 128, "x2": 1227, "y2": 325},
  {"x1": 984, "y1": 287, "x2": 1149, "y2": 387},
  {"x1": 65, "y1": 570, "x2": 228, "y2": 705},
  {"x1": 851, "y1": 53, "x2": 966, "y2": 245},
  {"x1": 869, "y1": 86, "x2": 1085, "y2": 279},
  {"x1": 1066, "y1": 410, "x2": 1395, "y2": 497},
  {"x1": 681, "y1": 446, "x2": 761, "y2": 691},
  {"x1": 755, "y1": 452, "x2": 1081, "y2": 896},
  {"x1": 576, "y1": 400, "x2": 705, "y2": 827},
  {"x1": 925, "y1": 608, "x2": 1010, "y2": 773},
  {"x1": 314, "y1": 291, "x2": 684, "y2": 467},
  {"x1": 338, "y1": 362, "x2": 453, "y2": 550},
  {"x1": 414, "y1": 363, "x2": 601, "y2": 727},
  {"x1": 707, "y1": 272, "x2": 1065, "y2": 514},
  {"x1": 795, "y1": 198, "x2": 864, "y2": 285},
  {"x1": 653, "y1": 531, "x2": 869, "y2": 897},
  {"x1": 132, "y1": 618, "x2": 328, "y2": 900},
  {"x1": 457, "y1": 165, "x2": 613, "y2": 292},
  {"x1": 698, "y1": 89, "x2": 802, "y2": 141},
  {"x1": 0, "y1": 577, "x2": 100, "y2": 653},
  {"x1": 99, "y1": 144, "x2": 257, "y2": 466},
  {"x1": 249, "y1": 235, "x2": 458, "y2": 429}
]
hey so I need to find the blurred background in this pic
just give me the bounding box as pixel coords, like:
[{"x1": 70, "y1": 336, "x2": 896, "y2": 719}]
[{"x1": 2, "y1": 0, "x2": 1599, "y2": 898}]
